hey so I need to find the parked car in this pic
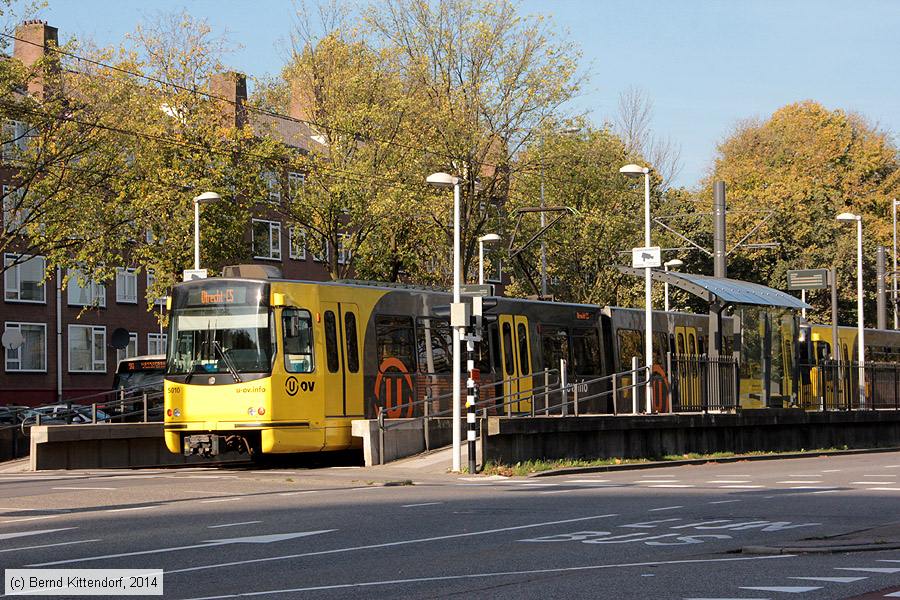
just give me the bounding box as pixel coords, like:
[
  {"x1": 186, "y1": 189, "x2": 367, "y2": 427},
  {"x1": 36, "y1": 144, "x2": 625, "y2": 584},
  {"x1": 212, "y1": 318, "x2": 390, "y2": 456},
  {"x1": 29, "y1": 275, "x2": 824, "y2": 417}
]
[
  {"x1": 21, "y1": 404, "x2": 110, "y2": 427},
  {"x1": 0, "y1": 405, "x2": 30, "y2": 425}
]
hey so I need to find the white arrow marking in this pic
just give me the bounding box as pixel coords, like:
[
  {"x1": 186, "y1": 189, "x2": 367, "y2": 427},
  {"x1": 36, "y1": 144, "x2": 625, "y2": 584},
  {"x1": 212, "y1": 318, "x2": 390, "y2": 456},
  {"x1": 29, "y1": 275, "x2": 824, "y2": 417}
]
[
  {"x1": 740, "y1": 586, "x2": 822, "y2": 593},
  {"x1": 29, "y1": 530, "x2": 336, "y2": 567},
  {"x1": 789, "y1": 576, "x2": 866, "y2": 583},
  {"x1": 0, "y1": 527, "x2": 76, "y2": 541}
]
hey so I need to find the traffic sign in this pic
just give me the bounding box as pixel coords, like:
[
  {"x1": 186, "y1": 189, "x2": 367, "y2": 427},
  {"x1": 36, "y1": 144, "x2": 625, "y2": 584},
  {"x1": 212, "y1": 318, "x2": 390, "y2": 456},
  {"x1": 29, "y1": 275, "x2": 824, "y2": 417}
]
[
  {"x1": 787, "y1": 269, "x2": 829, "y2": 290},
  {"x1": 183, "y1": 269, "x2": 208, "y2": 281},
  {"x1": 632, "y1": 246, "x2": 662, "y2": 269},
  {"x1": 460, "y1": 284, "x2": 495, "y2": 297}
]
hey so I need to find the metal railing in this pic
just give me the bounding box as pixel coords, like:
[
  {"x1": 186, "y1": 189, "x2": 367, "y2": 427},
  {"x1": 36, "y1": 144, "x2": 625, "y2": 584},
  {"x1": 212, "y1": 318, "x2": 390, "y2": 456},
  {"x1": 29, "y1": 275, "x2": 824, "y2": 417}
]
[{"x1": 798, "y1": 361, "x2": 900, "y2": 411}]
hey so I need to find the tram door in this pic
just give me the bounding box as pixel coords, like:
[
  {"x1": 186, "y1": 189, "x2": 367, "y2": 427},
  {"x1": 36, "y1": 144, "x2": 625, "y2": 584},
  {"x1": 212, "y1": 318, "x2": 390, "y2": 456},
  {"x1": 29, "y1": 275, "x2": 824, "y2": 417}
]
[
  {"x1": 675, "y1": 326, "x2": 700, "y2": 407},
  {"x1": 320, "y1": 302, "x2": 363, "y2": 417},
  {"x1": 499, "y1": 315, "x2": 533, "y2": 413}
]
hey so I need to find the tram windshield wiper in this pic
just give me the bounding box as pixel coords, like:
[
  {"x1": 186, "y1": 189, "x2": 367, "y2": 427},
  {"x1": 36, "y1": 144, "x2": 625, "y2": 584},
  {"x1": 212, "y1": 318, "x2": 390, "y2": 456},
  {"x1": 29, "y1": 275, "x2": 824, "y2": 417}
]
[{"x1": 213, "y1": 340, "x2": 243, "y2": 383}]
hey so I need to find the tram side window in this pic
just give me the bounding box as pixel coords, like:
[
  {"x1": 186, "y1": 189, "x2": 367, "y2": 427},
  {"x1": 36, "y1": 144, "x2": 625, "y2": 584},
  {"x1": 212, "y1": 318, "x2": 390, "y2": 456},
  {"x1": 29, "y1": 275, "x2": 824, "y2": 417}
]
[
  {"x1": 502, "y1": 322, "x2": 514, "y2": 375},
  {"x1": 490, "y1": 324, "x2": 501, "y2": 372},
  {"x1": 324, "y1": 311, "x2": 339, "y2": 373},
  {"x1": 617, "y1": 329, "x2": 643, "y2": 371},
  {"x1": 653, "y1": 332, "x2": 668, "y2": 366},
  {"x1": 540, "y1": 326, "x2": 569, "y2": 373},
  {"x1": 282, "y1": 308, "x2": 314, "y2": 373},
  {"x1": 517, "y1": 323, "x2": 530, "y2": 375},
  {"x1": 417, "y1": 318, "x2": 452, "y2": 373},
  {"x1": 345, "y1": 312, "x2": 359, "y2": 373},
  {"x1": 814, "y1": 341, "x2": 831, "y2": 364},
  {"x1": 572, "y1": 327, "x2": 601, "y2": 376},
  {"x1": 376, "y1": 315, "x2": 416, "y2": 372}
]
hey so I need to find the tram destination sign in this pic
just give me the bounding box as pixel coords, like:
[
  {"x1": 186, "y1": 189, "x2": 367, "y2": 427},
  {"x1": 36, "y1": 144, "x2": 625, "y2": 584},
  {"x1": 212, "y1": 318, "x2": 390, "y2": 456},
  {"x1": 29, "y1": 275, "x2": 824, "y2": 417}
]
[
  {"x1": 787, "y1": 268, "x2": 830, "y2": 290},
  {"x1": 460, "y1": 284, "x2": 495, "y2": 297}
]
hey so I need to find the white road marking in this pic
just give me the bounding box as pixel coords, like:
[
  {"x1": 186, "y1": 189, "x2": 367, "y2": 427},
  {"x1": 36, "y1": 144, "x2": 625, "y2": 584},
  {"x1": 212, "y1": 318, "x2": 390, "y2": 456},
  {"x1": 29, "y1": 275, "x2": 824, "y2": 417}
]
[
  {"x1": 835, "y1": 567, "x2": 900, "y2": 574},
  {"x1": 29, "y1": 530, "x2": 337, "y2": 567},
  {"x1": 884, "y1": 465, "x2": 900, "y2": 468},
  {"x1": 810, "y1": 490, "x2": 841, "y2": 494},
  {"x1": 0, "y1": 539, "x2": 100, "y2": 554},
  {"x1": 789, "y1": 576, "x2": 866, "y2": 583},
  {"x1": 878, "y1": 560, "x2": 900, "y2": 563},
  {"x1": 0, "y1": 515, "x2": 65, "y2": 524},
  {"x1": 208, "y1": 521, "x2": 262, "y2": 529},
  {"x1": 105, "y1": 506, "x2": 159, "y2": 513},
  {"x1": 540, "y1": 488, "x2": 586, "y2": 495},
  {"x1": 706, "y1": 480, "x2": 751, "y2": 484},
  {"x1": 789, "y1": 486, "x2": 837, "y2": 490},
  {"x1": 884, "y1": 592, "x2": 900, "y2": 598},
  {"x1": 719, "y1": 485, "x2": 763, "y2": 489},
  {"x1": 866, "y1": 487, "x2": 900, "y2": 491},
  {"x1": 649, "y1": 484, "x2": 694, "y2": 488},
  {"x1": 740, "y1": 586, "x2": 822, "y2": 593},
  {"x1": 0, "y1": 507, "x2": 70, "y2": 513},
  {"x1": 277, "y1": 491, "x2": 317, "y2": 497},
  {"x1": 567, "y1": 479, "x2": 611, "y2": 483},
  {"x1": 638, "y1": 480, "x2": 680, "y2": 483},
  {"x1": 821, "y1": 469, "x2": 841, "y2": 472},
  {"x1": 401, "y1": 502, "x2": 443, "y2": 508},
  {"x1": 708, "y1": 500, "x2": 742, "y2": 504},
  {"x1": 0, "y1": 527, "x2": 76, "y2": 541},
  {"x1": 200, "y1": 498, "x2": 242, "y2": 504},
  {"x1": 851, "y1": 481, "x2": 895, "y2": 485},
  {"x1": 52, "y1": 486, "x2": 117, "y2": 491},
  {"x1": 166, "y1": 514, "x2": 621, "y2": 575},
  {"x1": 176, "y1": 555, "x2": 793, "y2": 598},
  {"x1": 863, "y1": 474, "x2": 896, "y2": 477},
  {"x1": 518, "y1": 483, "x2": 558, "y2": 487},
  {"x1": 649, "y1": 506, "x2": 683, "y2": 512},
  {"x1": 777, "y1": 480, "x2": 822, "y2": 484}
]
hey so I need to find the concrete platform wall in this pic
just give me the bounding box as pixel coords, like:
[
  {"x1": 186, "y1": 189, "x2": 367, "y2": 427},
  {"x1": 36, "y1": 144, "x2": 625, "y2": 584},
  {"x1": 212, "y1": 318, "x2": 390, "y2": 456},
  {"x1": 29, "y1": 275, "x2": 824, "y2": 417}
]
[
  {"x1": 484, "y1": 409, "x2": 900, "y2": 465},
  {"x1": 29, "y1": 424, "x2": 244, "y2": 470},
  {"x1": 352, "y1": 418, "x2": 454, "y2": 466}
]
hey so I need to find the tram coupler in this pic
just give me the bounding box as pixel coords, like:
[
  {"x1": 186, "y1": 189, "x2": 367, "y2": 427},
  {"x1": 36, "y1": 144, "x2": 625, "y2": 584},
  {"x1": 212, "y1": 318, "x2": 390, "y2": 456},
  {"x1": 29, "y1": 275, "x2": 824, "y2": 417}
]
[{"x1": 183, "y1": 434, "x2": 220, "y2": 457}]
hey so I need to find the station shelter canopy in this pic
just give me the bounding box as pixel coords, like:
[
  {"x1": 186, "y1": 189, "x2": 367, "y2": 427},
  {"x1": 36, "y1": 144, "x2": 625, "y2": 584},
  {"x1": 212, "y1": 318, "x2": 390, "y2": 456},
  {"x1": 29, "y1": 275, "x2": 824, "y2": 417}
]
[{"x1": 617, "y1": 267, "x2": 810, "y2": 310}]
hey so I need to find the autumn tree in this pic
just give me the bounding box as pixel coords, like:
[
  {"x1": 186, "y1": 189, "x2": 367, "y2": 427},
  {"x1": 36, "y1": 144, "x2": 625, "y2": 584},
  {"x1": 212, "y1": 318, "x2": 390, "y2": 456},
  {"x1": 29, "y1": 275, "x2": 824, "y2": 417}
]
[{"x1": 710, "y1": 100, "x2": 899, "y2": 326}]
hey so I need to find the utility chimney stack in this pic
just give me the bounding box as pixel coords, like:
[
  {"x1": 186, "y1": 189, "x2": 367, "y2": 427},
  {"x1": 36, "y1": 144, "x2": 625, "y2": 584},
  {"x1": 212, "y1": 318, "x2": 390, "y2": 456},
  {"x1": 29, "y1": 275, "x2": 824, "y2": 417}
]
[
  {"x1": 13, "y1": 20, "x2": 59, "y2": 98},
  {"x1": 209, "y1": 71, "x2": 248, "y2": 129},
  {"x1": 713, "y1": 181, "x2": 727, "y2": 279}
]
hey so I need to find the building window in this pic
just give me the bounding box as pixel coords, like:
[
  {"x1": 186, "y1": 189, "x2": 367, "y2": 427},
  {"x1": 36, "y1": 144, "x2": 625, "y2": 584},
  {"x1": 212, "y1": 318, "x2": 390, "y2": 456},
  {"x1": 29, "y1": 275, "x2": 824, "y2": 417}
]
[
  {"x1": 288, "y1": 172, "x2": 304, "y2": 197},
  {"x1": 146, "y1": 270, "x2": 164, "y2": 305},
  {"x1": 4, "y1": 254, "x2": 45, "y2": 303},
  {"x1": 116, "y1": 268, "x2": 138, "y2": 304},
  {"x1": 2, "y1": 185, "x2": 27, "y2": 232},
  {"x1": 116, "y1": 332, "x2": 139, "y2": 365},
  {"x1": 252, "y1": 219, "x2": 281, "y2": 261},
  {"x1": 263, "y1": 171, "x2": 280, "y2": 203},
  {"x1": 68, "y1": 325, "x2": 106, "y2": 373},
  {"x1": 2, "y1": 120, "x2": 30, "y2": 162},
  {"x1": 4, "y1": 322, "x2": 46, "y2": 372},
  {"x1": 66, "y1": 268, "x2": 106, "y2": 307},
  {"x1": 148, "y1": 333, "x2": 167, "y2": 356},
  {"x1": 486, "y1": 249, "x2": 502, "y2": 284},
  {"x1": 337, "y1": 233, "x2": 351, "y2": 265},
  {"x1": 289, "y1": 226, "x2": 306, "y2": 260},
  {"x1": 312, "y1": 235, "x2": 329, "y2": 263}
]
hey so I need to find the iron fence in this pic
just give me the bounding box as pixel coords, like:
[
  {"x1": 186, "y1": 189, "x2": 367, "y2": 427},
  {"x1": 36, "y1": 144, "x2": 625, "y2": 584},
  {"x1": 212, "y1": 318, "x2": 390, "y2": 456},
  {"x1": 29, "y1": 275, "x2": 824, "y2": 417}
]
[{"x1": 798, "y1": 361, "x2": 900, "y2": 411}]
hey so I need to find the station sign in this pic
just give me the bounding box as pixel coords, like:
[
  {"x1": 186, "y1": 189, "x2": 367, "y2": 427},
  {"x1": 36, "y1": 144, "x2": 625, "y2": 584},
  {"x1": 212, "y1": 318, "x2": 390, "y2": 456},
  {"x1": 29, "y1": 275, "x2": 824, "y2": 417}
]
[
  {"x1": 632, "y1": 246, "x2": 662, "y2": 269},
  {"x1": 460, "y1": 284, "x2": 495, "y2": 297},
  {"x1": 183, "y1": 269, "x2": 208, "y2": 281},
  {"x1": 787, "y1": 269, "x2": 829, "y2": 290}
]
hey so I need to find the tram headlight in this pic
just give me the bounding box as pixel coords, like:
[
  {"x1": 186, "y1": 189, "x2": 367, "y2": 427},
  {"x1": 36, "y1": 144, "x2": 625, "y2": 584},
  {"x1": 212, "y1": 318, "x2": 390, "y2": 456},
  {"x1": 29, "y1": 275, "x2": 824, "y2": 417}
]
[
  {"x1": 248, "y1": 407, "x2": 256, "y2": 416},
  {"x1": 173, "y1": 408, "x2": 181, "y2": 417}
]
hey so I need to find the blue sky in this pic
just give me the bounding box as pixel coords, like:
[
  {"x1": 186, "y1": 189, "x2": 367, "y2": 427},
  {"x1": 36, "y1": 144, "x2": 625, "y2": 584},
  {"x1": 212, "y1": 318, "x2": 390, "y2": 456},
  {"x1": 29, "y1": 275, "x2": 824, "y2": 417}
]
[{"x1": 36, "y1": 0, "x2": 900, "y2": 189}]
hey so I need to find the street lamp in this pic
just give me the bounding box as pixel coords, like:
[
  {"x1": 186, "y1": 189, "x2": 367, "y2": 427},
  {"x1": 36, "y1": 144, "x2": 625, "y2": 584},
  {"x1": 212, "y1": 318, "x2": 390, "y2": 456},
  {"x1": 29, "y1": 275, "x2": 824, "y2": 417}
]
[
  {"x1": 620, "y1": 163, "x2": 653, "y2": 413},
  {"x1": 663, "y1": 259, "x2": 683, "y2": 312},
  {"x1": 478, "y1": 234, "x2": 501, "y2": 285},
  {"x1": 427, "y1": 172, "x2": 463, "y2": 472},
  {"x1": 192, "y1": 191, "x2": 221, "y2": 270},
  {"x1": 893, "y1": 199, "x2": 899, "y2": 329},
  {"x1": 837, "y1": 211, "x2": 866, "y2": 408}
]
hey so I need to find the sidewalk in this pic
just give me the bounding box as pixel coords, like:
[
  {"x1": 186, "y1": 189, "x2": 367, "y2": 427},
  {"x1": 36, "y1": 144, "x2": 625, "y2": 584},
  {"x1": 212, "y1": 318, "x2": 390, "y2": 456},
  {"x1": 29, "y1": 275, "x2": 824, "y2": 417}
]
[{"x1": 744, "y1": 522, "x2": 900, "y2": 554}]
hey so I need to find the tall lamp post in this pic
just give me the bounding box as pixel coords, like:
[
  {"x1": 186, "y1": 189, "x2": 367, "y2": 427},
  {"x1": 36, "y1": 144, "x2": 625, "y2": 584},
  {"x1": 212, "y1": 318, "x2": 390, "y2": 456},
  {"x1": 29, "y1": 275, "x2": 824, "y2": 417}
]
[
  {"x1": 427, "y1": 172, "x2": 463, "y2": 472},
  {"x1": 663, "y1": 259, "x2": 683, "y2": 312},
  {"x1": 478, "y1": 234, "x2": 501, "y2": 285},
  {"x1": 620, "y1": 163, "x2": 653, "y2": 412},
  {"x1": 837, "y1": 211, "x2": 866, "y2": 408},
  {"x1": 192, "y1": 191, "x2": 221, "y2": 270},
  {"x1": 893, "y1": 199, "x2": 899, "y2": 329}
]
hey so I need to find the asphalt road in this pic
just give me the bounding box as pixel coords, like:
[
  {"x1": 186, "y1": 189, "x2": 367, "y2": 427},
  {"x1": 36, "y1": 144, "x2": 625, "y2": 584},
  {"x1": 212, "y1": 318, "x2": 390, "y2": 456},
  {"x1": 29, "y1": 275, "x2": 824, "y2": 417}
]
[{"x1": 1, "y1": 452, "x2": 900, "y2": 599}]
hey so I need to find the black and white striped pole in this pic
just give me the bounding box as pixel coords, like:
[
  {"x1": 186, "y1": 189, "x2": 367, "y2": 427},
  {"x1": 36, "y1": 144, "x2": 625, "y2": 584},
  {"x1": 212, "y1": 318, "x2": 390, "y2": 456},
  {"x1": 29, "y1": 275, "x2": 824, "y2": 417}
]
[{"x1": 466, "y1": 296, "x2": 482, "y2": 474}]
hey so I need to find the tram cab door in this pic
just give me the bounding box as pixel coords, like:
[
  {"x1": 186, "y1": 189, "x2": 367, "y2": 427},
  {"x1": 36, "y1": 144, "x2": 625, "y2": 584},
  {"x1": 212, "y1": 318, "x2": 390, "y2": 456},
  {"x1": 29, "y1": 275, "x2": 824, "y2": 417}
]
[
  {"x1": 320, "y1": 302, "x2": 362, "y2": 418},
  {"x1": 498, "y1": 315, "x2": 533, "y2": 413},
  {"x1": 675, "y1": 326, "x2": 700, "y2": 407}
]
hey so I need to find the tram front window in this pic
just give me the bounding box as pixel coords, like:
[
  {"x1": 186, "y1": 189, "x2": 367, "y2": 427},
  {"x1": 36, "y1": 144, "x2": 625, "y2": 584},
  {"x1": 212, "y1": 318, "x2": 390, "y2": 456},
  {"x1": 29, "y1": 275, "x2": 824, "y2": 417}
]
[{"x1": 168, "y1": 306, "x2": 274, "y2": 376}]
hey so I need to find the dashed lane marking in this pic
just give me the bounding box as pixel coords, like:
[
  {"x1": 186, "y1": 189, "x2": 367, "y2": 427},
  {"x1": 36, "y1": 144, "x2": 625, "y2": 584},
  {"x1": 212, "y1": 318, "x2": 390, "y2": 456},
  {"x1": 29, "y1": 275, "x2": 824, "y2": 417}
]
[
  {"x1": 851, "y1": 482, "x2": 895, "y2": 485},
  {"x1": 789, "y1": 486, "x2": 837, "y2": 490},
  {"x1": 1, "y1": 515, "x2": 66, "y2": 524},
  {"x1": 706, "y1": 480, "x2": 751, "y2": 484},
  {"x1": 708, "y1": 500, "x2": 742, "y2": 504},
  {"x1": 777, "y1": 481, "x2": 823, "y2": 484},
  {"x1": 104, "y1": 506, "x2": 159, "y2": 513},
  {"x1": 567, "y1": 479, "x2": 611, "y2": 483},
  {"x1": 208, "y1": 521, "x2": 262, "y2": 529},
  {"x1": 835, "y1": 567, "x2": 900, "y2": 574},
  {"x1": 277, "y1": 491, "x2": 317, "y2": 497},
  {"x1": 740, "y1": 586, "x2": 822, "y2": 593},
  {"x1": 867, "y1": 488, "x2": 900, "y2": 491},
  {"x1": 649, "y1": 506, "x2": 684, "y2": 512},
  {"x1": 174, "y1": 555, "x2": 793, "y2": 598},
  {"x1": 0, "y1": 527, "x2": 76, "y2": 541},
  {"x1": 878, "y1": 560, "x2": 900, "y2": 563},
  {"x1": 638, "y1": 480, "x2": 680, "y2": 483},
  {"x1": 200, "y1": 498, "x2": 242, "y2": 504},
  {"x1": 821, "y1": 469, "x2": 842, "y2": 472},
  {"x1": 885, "y1": 592, "x2": 900, "y2": 597},
  {"x1": 401, "y1": 502, "x2": 442, "y2": 508},
  {"x1": 864, "y1": 474, "x2": 896, "y2": 477},
  {"x1": 649, "y1": 484, "x2": 694, "y2": 488},
  {"x1": 52, "y1": 487, "x2": 117, "y2": 491},
  {"x1": 0, "y1": 539, "x2": 100, "y2": 554},
  {"x1": 789, "y1": 576, "x2": 867, "y2": 583},
  {"x1": 719, "y1": 485, "x2": 763, "y2": 489}
]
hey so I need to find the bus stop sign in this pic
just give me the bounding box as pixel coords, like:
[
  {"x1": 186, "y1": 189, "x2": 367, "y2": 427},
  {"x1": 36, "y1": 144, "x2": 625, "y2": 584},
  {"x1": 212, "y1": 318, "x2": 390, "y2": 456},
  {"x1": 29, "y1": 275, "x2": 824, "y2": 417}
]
[{"x1": 787, "y1": 269, "x2": 829, "y2": 290}]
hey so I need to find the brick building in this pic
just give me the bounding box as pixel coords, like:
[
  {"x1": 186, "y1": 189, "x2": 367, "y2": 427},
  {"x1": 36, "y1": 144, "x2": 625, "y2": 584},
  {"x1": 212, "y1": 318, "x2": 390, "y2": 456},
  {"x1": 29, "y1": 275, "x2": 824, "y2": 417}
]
[{"x1": 0, "y1": 21, "x2": 343, "y2": 405}]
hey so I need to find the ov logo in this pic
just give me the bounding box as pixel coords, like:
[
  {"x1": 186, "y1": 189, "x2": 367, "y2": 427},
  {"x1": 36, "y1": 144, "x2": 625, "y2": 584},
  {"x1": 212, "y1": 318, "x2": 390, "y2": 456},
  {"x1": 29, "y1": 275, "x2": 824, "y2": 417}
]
[
  {"x1": 285, "y1": 376, "x2": 299, "y2": 396},
  {"x1": 374, "y1": 357, "x2": 414, "y2": 418}
]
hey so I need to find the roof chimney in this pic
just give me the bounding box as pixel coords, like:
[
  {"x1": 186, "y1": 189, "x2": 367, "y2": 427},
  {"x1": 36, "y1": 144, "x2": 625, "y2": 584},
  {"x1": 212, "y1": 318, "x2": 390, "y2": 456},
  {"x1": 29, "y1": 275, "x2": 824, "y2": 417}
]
[
  {"x1": 209, "y1": 71, "x2": 248, "y2": 128},
  {"x1": 13, "y1": 20, "x2": 59, "y2": 98}
]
